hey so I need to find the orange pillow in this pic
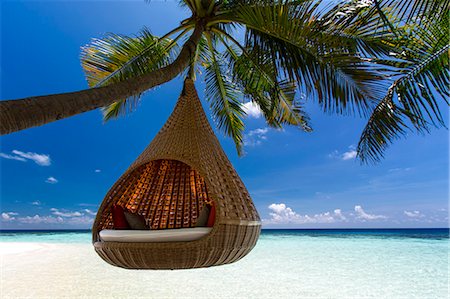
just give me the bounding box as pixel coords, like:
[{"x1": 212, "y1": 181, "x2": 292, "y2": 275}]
[{"x1": 207, "y1": 203, "x2": 216, "y2": 227}]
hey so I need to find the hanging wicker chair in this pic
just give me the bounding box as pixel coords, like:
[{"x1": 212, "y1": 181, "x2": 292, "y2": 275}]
[{"x1": 92, "y1": 78, "x2": 261, "y2": 270}]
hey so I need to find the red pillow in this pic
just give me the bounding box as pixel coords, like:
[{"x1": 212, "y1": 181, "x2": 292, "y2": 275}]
[
  {"x1": 207, "y1": 203, "x2": 216, "y2": 227},
  {"x1": 112, "y1": 205, "x2": 130, "y2": 229}
]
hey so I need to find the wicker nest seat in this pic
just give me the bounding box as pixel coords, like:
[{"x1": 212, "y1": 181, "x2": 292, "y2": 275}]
[{"x1": 92, "y1": 79, "x2": 261, "y2": 270}]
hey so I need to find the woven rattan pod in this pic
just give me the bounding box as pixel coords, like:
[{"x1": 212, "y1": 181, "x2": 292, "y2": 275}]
[{"x1": 92, "y1": 79, "x2": 261, "y2": 269}]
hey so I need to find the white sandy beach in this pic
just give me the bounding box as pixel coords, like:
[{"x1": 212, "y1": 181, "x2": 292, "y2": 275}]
[
  {"x1": 1, "y1": 235, "x2": 448, "y2": 299},
  {"x1": 0, "y1": 243, "x2": 46, "y2": 255}
]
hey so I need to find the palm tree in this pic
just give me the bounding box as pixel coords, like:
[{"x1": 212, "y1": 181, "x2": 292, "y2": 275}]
[{"x1": 1, "y1": 0, "x2": 448, "y2": 162}]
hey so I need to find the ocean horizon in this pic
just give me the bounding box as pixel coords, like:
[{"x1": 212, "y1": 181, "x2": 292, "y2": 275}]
[{"x1": 1, "y1": 227, "x2": 448, "y2": 234}]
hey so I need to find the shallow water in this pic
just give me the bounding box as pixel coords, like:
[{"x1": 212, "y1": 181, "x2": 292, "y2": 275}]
[
  {"x1": 1, "y1": 228, "x2": 447, "y2": 242},
  {"x1": 1, "y1": 229, "x2": 448, "y2": 298}
]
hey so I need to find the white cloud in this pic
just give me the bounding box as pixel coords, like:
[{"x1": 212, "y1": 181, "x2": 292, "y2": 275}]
[
  {"x1": 342, "y1": 150, "x2": 357, "y2": 160},
  {"x1": 3, "y1": 208, "x2": 96, "y2": 226},
  {"x1": 328, "y1": 146, "x2": 358, "y2": 161},
  {"x1": 327, "y1": 150, "x2": 339, "y2": 159},
  {"x1": 244, "y1": 128, "x2": 269, "y2": 147},
  {"x1": 50, "y1": 208, "x2": 82, "y2": 217},
  {"x1": 354, "y1": 205, "x2": 386, "y2": 221},
  {"x1": 0, "y1": 150, "x2": 51, "y2": 166},
  {"x1": 1, "y1": 212, "x2": 18, "y2": 222},
  {"x1": 94, "y1": 169, "x2": 101, "y2": 173},
  {"x1": 1, "y1": 213, "x2": 13, "y2": 221},
  {"x1": 268, "y1": 203, "x2": 290, "y2": 215},
  {"x1": 78, "y1": 203, "x2": 97, "y2": 207},
  {"x1": 0, "y1": 153, "x2": 27, "y2": 162},
  {"x1": 83, "y1": 209, "x2": 97, "y2": 216},
  {"x1": 18, "y1": 215, "x2": 64, "y2": 224},
  {"x1": 12, "y1": 150, "x2": 51, "y2": 166},
  {"x1": 334, "y1": 209, "x2": 346, "y2": 220},
  {"x1": 45, "y1": 177, "x2": 58, "y2": 184},
  {"x1": 31, "y1": 201, "x2": 41, "y2": 206},
  {"x1": 242, "y1": 101, "x2": 262, "y2": 118},
  {"x1": 263, "y1": 203, "x2": 346, "y2": 225},
  {"x1": 404, "y1": 210, "x2": 424, "y2": 218}
]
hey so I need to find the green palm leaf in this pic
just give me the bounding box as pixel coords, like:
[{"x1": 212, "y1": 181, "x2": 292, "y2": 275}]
[
  {"x1": 81, "y1": 27, "x2": 183, "y2": 120},
  {"x1": 378, "y1": 0, "x2": 449, "y2": 25},
  {"x1": 224, "y1": 0, "x2": 388, "y2": 117},
  {"x1": 219, "y1": 32, "x2": 312, "y2": 131},
  {"x1": 356, "y1": 95, "x2": 410, "y2": 163},
  {"x1": 357, "y1": 13, "x2": 449, "y2": 163},
  {"x1": 203, "y1": 32, "x2": 245, "y2": 154}
]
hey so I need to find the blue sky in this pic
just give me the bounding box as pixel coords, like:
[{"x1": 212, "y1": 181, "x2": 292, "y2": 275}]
[{"x1": 1, "y1": 0, "x2": 448, "y2": 229}]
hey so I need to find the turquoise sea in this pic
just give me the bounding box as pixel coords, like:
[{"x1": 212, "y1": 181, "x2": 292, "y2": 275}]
[
  {"x1": 2, "y1": 228, "x2": 448, "y2": 243},
  {"x1": 1, "y1": 229, "x2": 449, "y2": 298}
]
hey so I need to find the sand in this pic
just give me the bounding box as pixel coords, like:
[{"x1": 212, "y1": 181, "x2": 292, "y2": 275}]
[
  {"x1": 1, "y1": 237, "x2": 447, "y2": 298},
  {"x1": 1, "y1": 243, "x2": 299, "y2": 298}
]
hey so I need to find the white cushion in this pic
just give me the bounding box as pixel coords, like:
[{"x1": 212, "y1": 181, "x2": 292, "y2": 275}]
[{"x1": 99, "y1": 228, "x2": 212, "y2": 243}]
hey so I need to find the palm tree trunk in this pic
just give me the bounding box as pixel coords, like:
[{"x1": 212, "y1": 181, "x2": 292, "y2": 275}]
[{"x1": 0, "y1": 23, "x2": 205, "y2": 135}]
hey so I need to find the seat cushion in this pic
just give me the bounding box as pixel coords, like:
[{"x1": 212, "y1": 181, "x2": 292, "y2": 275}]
[{"x1": 99, "y1": 227, "x2": 212, "y2": 243}]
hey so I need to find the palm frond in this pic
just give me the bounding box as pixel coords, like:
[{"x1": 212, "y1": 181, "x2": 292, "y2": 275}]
[
  {"x1": 101, "y1": 95, "x2": 142, "y2": 121},
  {"x1": 203, "y1": 32, "x2": 245, "y2": 154},
  {"x1": 379, "y1": 0, "x2": 449, "y2": 24},
  {"x1": 220, "y1": 0, "x2": 447, "y2": 162},
  {"x1": 319, "y1": 0, "x2": 399, "y2": 57},
  {"x1": 226, "y1": 0, "x2": 389, "y2": 117},
  {"x1": 80, "y1": 27, "x2": 184, "y2": 121},
  {"x1": 389, "y1": 13, "x2": 449, "y2": 129},
  {"x1": 218, "y1": 32, "x2": 312, "y2": 131},
  {"x1": 321, "y1": 0, "x2": 448, "y2": 37},
  {"x1": 357, "y1": 13, "x2": 449, "y2": 163},
  {"x1": 356, "y1": 94, "x2": 410, "y2": 163},
  {"x1": 396, "y1": 45, "x2": 449, "y2": 129},
  {"x1": 267, "y1": 80, "x2": 313, "y2": 131}
]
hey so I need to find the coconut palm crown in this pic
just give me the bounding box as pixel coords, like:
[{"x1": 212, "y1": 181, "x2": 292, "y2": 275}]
[{"x1": 1, "y1": 0, "x2": 448, "y2": 163}]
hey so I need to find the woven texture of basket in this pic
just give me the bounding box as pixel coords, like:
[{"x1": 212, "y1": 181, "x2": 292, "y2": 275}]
[{"x1": 92, "y1": 79, "x2": 261, "y2": 269}]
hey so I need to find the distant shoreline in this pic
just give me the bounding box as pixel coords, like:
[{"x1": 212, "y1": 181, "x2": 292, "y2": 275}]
[{"x1": 1, "y1": 228, "x2": 448, "y2": 232}]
